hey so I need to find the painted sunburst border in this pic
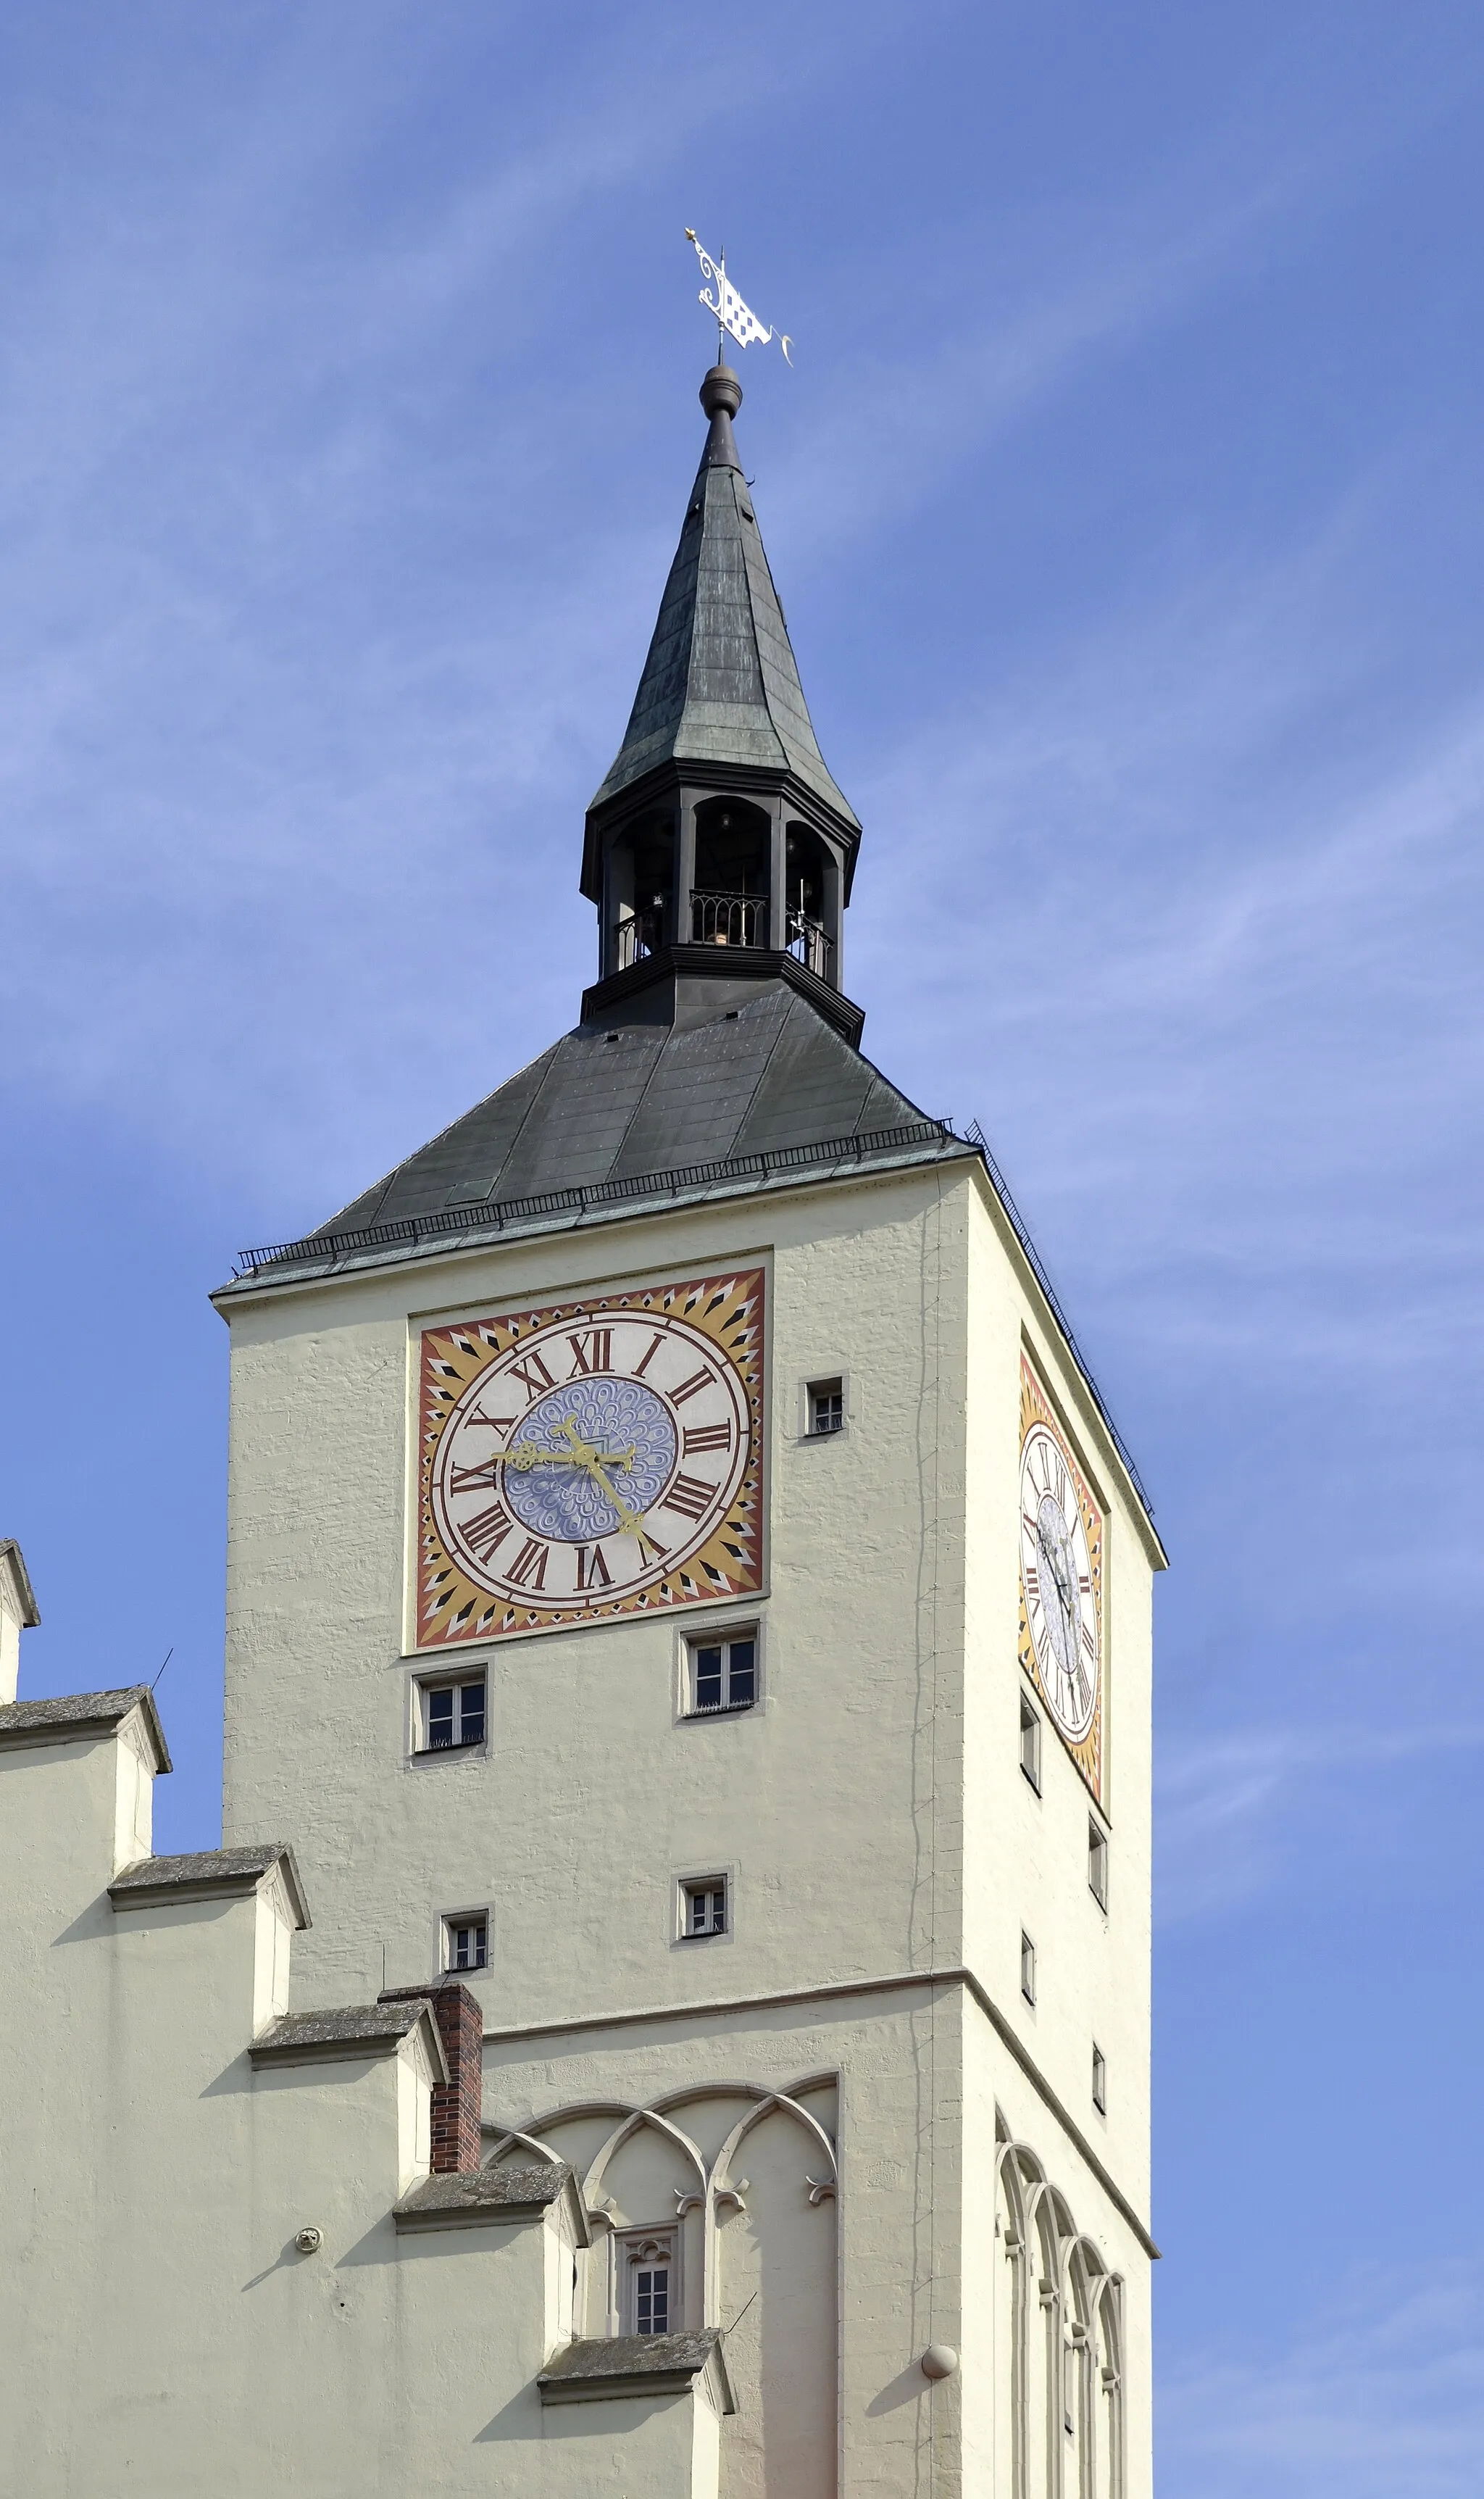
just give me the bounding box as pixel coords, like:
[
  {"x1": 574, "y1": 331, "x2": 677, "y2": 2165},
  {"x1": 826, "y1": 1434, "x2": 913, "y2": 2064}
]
[
  {"x1": 414, "y1": 1266, "x2": 765, "y2": 1647},
  {"x1": 1017, "y1": 1355, "x2": 1105, "y2": 1804}
]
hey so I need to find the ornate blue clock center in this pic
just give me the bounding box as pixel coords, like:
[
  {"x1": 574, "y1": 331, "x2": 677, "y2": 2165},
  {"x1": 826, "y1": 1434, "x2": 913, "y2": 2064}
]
[{"x1": 506, "y1": 1377, "x2": 678, "y2": 1543}]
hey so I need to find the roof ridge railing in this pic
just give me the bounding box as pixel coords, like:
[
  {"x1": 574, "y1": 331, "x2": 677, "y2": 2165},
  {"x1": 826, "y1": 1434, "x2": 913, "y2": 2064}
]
[
  {"x1": 230, "y1": 1110, "x2": 1154, "y2": 1523},
  {"x1": 233, "y1": 1119, "x2": 958, "y2": 1278}
]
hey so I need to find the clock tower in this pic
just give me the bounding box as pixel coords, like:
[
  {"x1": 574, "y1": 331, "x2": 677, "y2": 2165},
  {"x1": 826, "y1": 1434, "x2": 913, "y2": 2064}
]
[{"x1": 214, "y1": 359, "x2": 1163, "y2": 2498}]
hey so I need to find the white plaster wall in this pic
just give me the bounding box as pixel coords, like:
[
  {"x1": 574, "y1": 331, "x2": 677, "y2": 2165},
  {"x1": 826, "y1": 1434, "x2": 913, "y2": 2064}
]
[
  {"x1": 482, "y1": 1984, "x2": 976, "y2": 2499},
  {"x1": 961, "y1": 1182, "x2": 1156, "y2": 2218},
  {"x1": 213, "y1": 1152, "x2": 1158, "y2": 2497},
  {"x1": 0, "y1": 1566, "x2": 25, "y2": 1705},
  {"x1": 959, "y1": 1181, "x2": 1156, "y2": 2499},
  {"x1": 220, "y1": 1170, "x2": 972, "y2": 2021},
  {"x1": 0, "y1": 1725, "x2": 717, "y2": 2499},
  {"x1": 964, "y1": 2000, "x2": 1152, "y2": 2499}
]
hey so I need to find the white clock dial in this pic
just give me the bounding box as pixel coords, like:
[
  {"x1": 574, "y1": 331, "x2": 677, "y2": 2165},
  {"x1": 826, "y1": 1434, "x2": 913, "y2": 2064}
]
[
  {"x1": 1018, "y1": 1420, "x2": 1099, "y2": 1744},
  {"x1": 432, "y1": 1305, "x2": 750, "y2": 1612}
]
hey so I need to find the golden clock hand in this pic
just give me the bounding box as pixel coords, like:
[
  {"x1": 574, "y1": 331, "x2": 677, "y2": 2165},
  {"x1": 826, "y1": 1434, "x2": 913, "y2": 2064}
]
[
  {"x1": 496, "y1": 1424, "x2": 640, "y2": 1484},
  {"x1": 552, "y1": 1420, "x2": 659, "y2": 1547}
]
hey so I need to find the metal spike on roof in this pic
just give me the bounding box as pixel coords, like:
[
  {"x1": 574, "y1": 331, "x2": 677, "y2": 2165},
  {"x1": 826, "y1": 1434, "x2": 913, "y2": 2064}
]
[{"x1": 589, "y1": 364, "x2": 859, "y2": 831}]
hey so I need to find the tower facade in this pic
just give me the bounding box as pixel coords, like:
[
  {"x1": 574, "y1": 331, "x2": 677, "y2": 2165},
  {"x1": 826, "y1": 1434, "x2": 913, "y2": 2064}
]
[{"x1": 214, "y1": 361, "x2": 1164, "y2": 2495}]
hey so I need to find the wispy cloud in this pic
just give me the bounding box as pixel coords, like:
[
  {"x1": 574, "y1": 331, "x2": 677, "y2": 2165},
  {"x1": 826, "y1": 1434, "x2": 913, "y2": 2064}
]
[
  {"x1": 1161, "y1": 2261, "x2": 1484, "y2": 2499},
  {"x1": 1156, "y1": 1718, "x2": 1484, "y2": 1924},
  {"x1": 852, "y1": 514, "x2": 1484, "y2": 1338}
]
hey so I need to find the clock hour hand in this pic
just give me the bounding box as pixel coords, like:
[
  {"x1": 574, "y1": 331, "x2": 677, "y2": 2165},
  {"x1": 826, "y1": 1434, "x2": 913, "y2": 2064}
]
[
  {"x1": 485, "y1": 1440, "x2": 636, "y2": 1476},
  {"x1": 551, "y1": 1420, "x2": 659, "y2": 1548}
]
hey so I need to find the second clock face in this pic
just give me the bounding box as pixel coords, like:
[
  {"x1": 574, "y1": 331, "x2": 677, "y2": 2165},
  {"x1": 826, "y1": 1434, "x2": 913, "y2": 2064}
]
[
  {"x1": 1017, "y1": 1361, "x2": 1104, "y2": 1796},
  {"x1": 417, "y1": 1268, "x2": 764, "y2": 1645}
]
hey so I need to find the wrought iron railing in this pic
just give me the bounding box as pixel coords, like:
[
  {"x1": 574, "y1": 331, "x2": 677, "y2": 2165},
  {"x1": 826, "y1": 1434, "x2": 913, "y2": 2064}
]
[
  {"x1": 614, "y1": 915, "x2": 650, "y2": 970},
  {"x1": 234, "y1": 1118, "x2": 962, "y2": 1277},
  {"x1": 691, "y1": 889, "x2": 768, "y2": 948},
  {"x1": 786, "y1": 910, "x2": 833, "y2": 980}
]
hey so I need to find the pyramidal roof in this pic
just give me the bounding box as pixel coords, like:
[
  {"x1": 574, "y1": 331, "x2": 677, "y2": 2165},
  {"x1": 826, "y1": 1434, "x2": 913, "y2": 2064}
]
[
  {"x1": 589, "y1": 366, "x2": 859, "y2": 831},
  {"x1": 222, "y1": 364, "x2": 973, "y2": 1299}
]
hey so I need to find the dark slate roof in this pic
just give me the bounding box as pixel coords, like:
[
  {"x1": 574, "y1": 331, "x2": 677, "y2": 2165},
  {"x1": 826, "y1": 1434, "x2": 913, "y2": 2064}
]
[
  {"x1": 589, "y1": 367, "x2": 858, "y2": 830},
  {"x1": 538, "y1": 2329, "x2": 735, "y2": 2412},
  {"x1": 307, "y1": 977, "x2": 936, "y2": 1239},
  {"x1": 250, "y1": 2000, "x2": 446, "y2": 2074},
  {"x1": 0, "y1": 1684, "x2": 171, "y2": 1771},
  {"x1": 109, "y1": 1842, "x2": 309, "y2": 1926},
  {"x1": 395, "y1": 2163, "x2": 588, "y2": 2240}
]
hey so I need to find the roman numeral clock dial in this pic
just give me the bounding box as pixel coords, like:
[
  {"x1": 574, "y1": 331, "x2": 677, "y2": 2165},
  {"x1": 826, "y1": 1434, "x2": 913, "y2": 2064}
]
[
  {"x1": 1017, "y1": 1360, "x2": 1105, "y2": 1800},
  {"x1": 417, "y1": 1269, "x2": 764, "y2": 1644}
]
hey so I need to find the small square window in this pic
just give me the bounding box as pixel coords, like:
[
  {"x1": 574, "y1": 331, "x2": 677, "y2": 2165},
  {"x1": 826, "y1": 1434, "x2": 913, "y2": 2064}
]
[
  {"x1": 1020, "y1": 1692, "x2": 1042, "y2": 1793},
  {"x1": 806, "y1": 1376, "x2": 844, "y2": 1436},
  {"x1": 680, "y1": 1876, "x2": 728, "y2": 1939},
  {"x1": 1092, "y1": 2045, "x2": 1106, "y2": 2114},
  {"x1": 419, "y1": 1676, "x2": 486, "y2": 1753},
  {"x1": 1020, "y1": 1931, "x2": 1036, "y2": 2005},
  {"x1": 687, "y1": 1629, "x2": 757, "y2": 1715},
  {"x1": 1088, "y1": 1820, "x2": 1109, "y2": 1909},
  {"x1": 443, "y1": 1912, "x2": 488, "y2": 1973}
]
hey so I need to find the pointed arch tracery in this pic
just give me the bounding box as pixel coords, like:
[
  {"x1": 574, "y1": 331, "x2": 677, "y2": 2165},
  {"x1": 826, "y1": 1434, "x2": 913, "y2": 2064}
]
[
  {"x1": 485, "y1": 2074, "x2": 838, "y2": 2328},
  {"x1": 993, "y1": 2117, "x2": 1127, "y2": 2499}
]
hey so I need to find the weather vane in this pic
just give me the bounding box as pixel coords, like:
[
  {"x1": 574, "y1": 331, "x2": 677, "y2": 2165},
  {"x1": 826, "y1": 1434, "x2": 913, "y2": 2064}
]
[{"x1": 685, "y1": 230, "x2": 793, "y2": 366}]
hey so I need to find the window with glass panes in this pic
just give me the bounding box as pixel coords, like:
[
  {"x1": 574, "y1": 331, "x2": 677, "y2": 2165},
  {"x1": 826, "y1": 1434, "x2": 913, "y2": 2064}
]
[
  {"x1": 421, "y1": 1676, "x2": 485, "y2": 1751},
  {"x1": 635, "y1": 2259, "x2": 669, "y2": 2333},
  {"x1": 806, "y1": 1376, "x2": 844, "y2": 1435},
  {"x1": 680, "y1": 1876, "x2": 728, "y2": 1938},
  {"x1": 443, "y1": 1913, "x2": 487, "y2": 1971},
  {"x1": 688, "y1": 1631, "x2": 756, "y2": 1714},
  {"x1": 620, "y1": 2230, "x2": 677, "y2": 2335},
  {"x1": 1020, "y1": 1692, "x2": 1042, "y2": 1792},
  {"x1": 1088, "y1": 1818, "x2": 1109, "y2": 1909}
]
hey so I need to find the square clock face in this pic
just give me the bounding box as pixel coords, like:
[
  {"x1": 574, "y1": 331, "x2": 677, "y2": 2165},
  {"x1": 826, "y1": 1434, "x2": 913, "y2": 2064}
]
[{"x1": 414, "y1": 1267, "x2": 765, "y2": 1647}]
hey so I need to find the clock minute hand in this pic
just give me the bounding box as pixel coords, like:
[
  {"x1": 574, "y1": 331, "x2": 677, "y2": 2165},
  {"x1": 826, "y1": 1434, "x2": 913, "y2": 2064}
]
[
  {"x1": 1037, "y1": 1526, "x2": 1069, "y2": 1605},
  {"x1": 552, "y1": 1420, "x2": 658, "y2": 1547}
]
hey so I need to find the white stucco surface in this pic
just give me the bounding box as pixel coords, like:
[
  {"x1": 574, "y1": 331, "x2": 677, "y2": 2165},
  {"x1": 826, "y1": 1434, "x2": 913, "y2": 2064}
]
[
  {"x1": 0, "y1": 1713, "x2": 726, "y2": 2495},
  {"x1": 0, "y1": 1146, "x2": 1156, "y2": 2492},
  {"x1": 209, "y1": 1153, "x2": 1159, "y2": 2495}
]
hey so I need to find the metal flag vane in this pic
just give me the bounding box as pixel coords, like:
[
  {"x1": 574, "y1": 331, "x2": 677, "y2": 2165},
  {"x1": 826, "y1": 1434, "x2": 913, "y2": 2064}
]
[{"x1": 685, "y1": 230, "x2": 793, "y2": 365}]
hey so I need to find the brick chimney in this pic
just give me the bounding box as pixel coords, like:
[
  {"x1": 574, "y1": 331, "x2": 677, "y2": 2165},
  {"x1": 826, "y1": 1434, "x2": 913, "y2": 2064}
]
[{"x1": 378, "y1": 1980, "x2": 483, "y2": 2172}]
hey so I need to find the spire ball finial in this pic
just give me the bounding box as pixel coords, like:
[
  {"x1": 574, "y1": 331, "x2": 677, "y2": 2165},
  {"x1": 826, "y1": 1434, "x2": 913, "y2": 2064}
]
[{"x1": 700, "y1": 363, "x2": 743, "y2": 420}]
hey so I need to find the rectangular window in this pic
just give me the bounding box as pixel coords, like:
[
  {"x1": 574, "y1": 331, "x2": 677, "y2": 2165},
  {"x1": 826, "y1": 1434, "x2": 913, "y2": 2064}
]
[
  {"x1": 420, "y1": 1676, "x2": 486, "y2": 1752},
  {"x1": 1020, "y1": 1692, "x2": 1042, "y2": 1793},
  {"x1": 635, "y1": 2262, "x2": 670, "y2": 2334},
  {"x1": 680, "y1": 1876, "x2": 728, "y2": 1939},
  {"x1": 1020, "y1": 1930, "x2": 1036, "y2": 2005},
  {"x1": 806, "y1": 1376, "x2": 844, "y2": 1436},
  {"x1": 443, "y1": 1912, "x2": 488, "y2": 1973},
  {"x1": 687, "y1": 1630, "x2": 757, "y2": 1715},
  {"x1": 1088, "y1": 1819, "x2": 1109, "y2": 1909},
  {"x1": 619, "y1": 2228, "x2": 678, "y2": 2335},
  {"x1": 1092, "y1": 2045, "x2": 1106, "y2": 2114}
]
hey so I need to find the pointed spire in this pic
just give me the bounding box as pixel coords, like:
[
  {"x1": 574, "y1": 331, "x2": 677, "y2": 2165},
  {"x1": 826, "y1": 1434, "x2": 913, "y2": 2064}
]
[{"x1": 588, "y1": 365, "x2": 859, "y2": 831}]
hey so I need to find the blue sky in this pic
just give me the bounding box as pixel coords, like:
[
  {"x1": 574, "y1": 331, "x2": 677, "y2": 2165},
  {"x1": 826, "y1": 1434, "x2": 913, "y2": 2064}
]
[{"x1": 2, "y1": 5, "x2": 1481, "y2": 2488}]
